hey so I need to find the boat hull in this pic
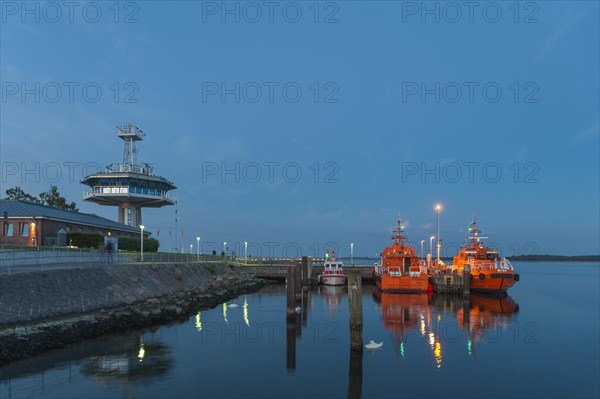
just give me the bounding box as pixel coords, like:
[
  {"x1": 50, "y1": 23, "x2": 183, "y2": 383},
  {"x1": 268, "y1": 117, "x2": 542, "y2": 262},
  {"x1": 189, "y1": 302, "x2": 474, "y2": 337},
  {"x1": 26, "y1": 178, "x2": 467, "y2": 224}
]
[
  {"x1": 470, "y1": 272, "x2": 517, "y2": 293},
  {"x1": 320, "y1": 275, "x2": 347, "y2": 286},
  {"x1": 374, "y1": 273, "x2": 429, "y2": 293}
]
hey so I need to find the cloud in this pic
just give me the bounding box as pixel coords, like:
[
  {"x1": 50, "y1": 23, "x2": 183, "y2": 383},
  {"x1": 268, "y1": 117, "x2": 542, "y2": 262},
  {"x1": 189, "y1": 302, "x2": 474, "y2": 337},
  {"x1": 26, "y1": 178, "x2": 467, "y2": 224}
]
[
  {"x1": 572, "y1": 120, "x2": 600, "y2": 145},
  {"x1": 539, "y1": 8, "x2": 589, "y2": 56}
]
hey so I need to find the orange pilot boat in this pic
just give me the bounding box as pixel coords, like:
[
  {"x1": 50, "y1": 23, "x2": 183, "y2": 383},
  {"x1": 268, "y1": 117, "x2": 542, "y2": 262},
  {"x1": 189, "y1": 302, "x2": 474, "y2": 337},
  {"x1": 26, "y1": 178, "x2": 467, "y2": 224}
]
[
  {"x1": 373, "y1": 216, "x2": 429, "y2": 293},
  {"x1": 451, "y1": 218, "x2": 520, "y2": 294}
]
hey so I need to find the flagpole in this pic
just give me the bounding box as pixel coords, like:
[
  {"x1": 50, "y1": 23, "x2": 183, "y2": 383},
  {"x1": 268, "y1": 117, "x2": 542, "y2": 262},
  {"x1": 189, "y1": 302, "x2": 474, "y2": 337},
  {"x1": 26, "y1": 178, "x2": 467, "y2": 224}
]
[{"x1": 175, "y1": 207, "x2": 178, "y2": 253}]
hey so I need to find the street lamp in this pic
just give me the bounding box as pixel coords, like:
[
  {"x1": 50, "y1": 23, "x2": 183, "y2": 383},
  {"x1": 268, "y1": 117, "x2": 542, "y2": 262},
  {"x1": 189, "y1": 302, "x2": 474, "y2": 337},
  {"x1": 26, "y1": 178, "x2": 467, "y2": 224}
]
[
  {"x1": 196, "y1": 236, "x2": 201, "y2": 261},
  {"x1": 139, "y1": 225, "x2": 145, "y2": 262},
  {"x1": 223, "y1": 241, "x2": 227, "y2": 257},
  {"x1": 435, "y1": 204, "x2": 442, "y2": 264},
  {"x1": 420, "y1": 239, "x2": 425, "y2": 259},
  {"x1": 244, "y1": 241, "x2": 248, "y2": 265},
  {"x1": 351, "y1": 242, "x2": 354, "y2": 266},
  {"x1": 429, "y1": 235, "x2": 435, "y2": 256}
]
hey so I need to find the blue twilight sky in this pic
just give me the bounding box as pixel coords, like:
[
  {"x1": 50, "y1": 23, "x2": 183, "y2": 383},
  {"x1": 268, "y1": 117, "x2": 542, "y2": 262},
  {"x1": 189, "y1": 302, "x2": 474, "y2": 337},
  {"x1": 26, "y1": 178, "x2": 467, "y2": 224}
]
[{"x1": 1, "y1": 1, "x2": 598, "y2": 257}]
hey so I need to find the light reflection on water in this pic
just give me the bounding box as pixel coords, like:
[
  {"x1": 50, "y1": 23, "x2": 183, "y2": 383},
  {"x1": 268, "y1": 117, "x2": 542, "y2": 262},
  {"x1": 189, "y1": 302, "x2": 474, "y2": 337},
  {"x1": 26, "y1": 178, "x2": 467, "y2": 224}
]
[{"x1": 1, "y1": 262, "x2": 599, "y2": 399}]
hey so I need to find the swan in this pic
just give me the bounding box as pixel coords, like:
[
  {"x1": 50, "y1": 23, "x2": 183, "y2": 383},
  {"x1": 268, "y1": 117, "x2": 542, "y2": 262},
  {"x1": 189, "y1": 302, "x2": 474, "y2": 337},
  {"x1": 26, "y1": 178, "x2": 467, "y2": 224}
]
[{"x1": 365, "y1": 340, "x2": 383, "y2": 349}]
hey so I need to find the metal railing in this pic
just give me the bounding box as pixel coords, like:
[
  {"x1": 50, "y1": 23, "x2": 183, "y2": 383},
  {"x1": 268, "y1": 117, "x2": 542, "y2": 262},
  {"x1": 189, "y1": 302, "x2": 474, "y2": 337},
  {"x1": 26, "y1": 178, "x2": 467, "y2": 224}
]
[
  {"x1": 83, "y1": 186, "x2": 176, "y2": 203},
  {"x1": 0, "y1": 247, "x2": 128, "y2": 275},
  {"x1": 0, "y1": 248, "x2": 381, "y2": 275}
]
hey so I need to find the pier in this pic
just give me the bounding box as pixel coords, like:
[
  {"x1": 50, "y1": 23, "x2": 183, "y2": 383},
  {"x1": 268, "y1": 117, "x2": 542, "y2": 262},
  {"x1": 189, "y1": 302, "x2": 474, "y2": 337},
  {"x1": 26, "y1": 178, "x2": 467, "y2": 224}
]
[{"x1": 235, "y1": 264, "x2": 375, "y2": 282}]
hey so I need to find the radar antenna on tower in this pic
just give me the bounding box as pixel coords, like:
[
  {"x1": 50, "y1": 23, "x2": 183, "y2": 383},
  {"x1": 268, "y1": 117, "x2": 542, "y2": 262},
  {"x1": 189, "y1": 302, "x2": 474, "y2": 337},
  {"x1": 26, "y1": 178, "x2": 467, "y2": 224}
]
[{"x1": 117, "y1": 124, "x2": 146, "y2": 167}]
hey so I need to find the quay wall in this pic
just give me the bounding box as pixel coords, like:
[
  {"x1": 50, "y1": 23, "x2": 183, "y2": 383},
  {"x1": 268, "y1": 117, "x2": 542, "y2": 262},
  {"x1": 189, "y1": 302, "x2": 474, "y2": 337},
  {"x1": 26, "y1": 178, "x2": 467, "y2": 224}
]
[{"x1": 0, "y1": 263, "x2": 266, "y2": 365}]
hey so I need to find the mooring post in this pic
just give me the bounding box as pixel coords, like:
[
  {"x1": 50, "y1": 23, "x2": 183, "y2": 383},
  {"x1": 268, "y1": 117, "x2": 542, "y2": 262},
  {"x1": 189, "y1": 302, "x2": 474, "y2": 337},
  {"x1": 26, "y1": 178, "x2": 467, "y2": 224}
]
[
  {"x1": 287, "y1": 265, "x2": 296, "y2": 319},
  {"x1": 302, "y1": 288, "x2": 310, "y2": 327},
  {"x1": 286, "y1": 315, "x2": 296, "y2": 370},
  {"x1": 301, "y1": 256, "x2": 308, "y2": 287},
  {"x1": 348, "y1": 269, "x2": 363, "y2": 352},
  {"x1": 463, "y1": 264, "x2": 470, "y2": 297},
  {"x1": 295, "y1": 262, "x2": 303, "y2": 300},
  {"x1": 348, "y1": 349, "x2": 363, "y2": 399},
  {"x1": 348, "y1": 269, "x2": 363, "y2": 397}
]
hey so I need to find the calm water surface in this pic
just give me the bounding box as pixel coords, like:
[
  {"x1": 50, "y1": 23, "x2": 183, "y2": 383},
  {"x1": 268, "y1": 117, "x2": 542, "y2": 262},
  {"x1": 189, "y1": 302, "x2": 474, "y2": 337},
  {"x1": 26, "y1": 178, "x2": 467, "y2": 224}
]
[{"x1": 1, "y1": 262, "x2": 598, "y2": 398}]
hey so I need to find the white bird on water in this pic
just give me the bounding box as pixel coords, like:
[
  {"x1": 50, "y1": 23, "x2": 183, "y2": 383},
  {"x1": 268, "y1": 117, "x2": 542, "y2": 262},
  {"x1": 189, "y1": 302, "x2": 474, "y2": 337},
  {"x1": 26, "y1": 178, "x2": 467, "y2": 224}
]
[
  {"x1": 365, "y1": 340, "x2": 383, "y2": 349},
  {"x1": 228, "y1": 304, "x2": 239, "y2": 308},
  {"x1": 294, "y1": 306, "x2": 302, "y2": 313}
]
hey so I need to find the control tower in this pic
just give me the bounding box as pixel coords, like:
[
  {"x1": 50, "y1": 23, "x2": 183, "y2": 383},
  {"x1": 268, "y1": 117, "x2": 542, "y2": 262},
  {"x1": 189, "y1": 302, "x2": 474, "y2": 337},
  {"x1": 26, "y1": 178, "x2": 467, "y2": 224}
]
[{"x1": 81, "y1": 124, "x2": 176, "y2": 227}]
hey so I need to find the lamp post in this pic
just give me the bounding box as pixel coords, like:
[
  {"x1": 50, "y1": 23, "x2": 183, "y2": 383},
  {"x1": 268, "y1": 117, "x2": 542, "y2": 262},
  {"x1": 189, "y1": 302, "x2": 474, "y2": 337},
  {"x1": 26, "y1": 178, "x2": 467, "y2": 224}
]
[
  {"x1": 435, "y1": 204, "x2": 442, "y2": 264},
  {"x1": 351, "y1": 242, "x2": 354, "y2": 266},
  {"x1": 429, "y1": 235, "x2": 435, "y2": 256},
  {"x1": 139, "y1": 225, "x2": 145, "y2": 262},
  {"x1": 196, "y1": 236, "x2": 200, "y2": 261},
  {"x1": 223, "y1": 241, "x2": 227, "y2": 258},
  {"x1": 420, "y1": 239, "x2": 425, "y2": 259},
  {"x1": 244, "y1": 241, "x2": 248, "y2": 265}
]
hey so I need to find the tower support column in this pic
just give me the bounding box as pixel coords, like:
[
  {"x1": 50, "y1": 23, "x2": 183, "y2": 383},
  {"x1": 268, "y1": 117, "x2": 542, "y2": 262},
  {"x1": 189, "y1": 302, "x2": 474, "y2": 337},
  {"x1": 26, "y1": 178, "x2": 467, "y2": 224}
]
[{"x1": 118, "y1": 204, "x2": 143, "y2": 227}]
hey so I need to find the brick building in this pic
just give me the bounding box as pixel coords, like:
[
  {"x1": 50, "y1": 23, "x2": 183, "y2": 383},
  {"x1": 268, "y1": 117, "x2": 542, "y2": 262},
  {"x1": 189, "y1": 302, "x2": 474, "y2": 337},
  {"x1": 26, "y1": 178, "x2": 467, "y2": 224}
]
[{"x1": 0, "y1": 200, "x2": 150, "y2": 247}]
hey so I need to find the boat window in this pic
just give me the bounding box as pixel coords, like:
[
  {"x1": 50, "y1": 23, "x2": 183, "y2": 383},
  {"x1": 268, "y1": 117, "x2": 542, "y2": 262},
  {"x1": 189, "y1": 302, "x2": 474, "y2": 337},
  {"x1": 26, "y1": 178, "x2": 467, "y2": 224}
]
[
  {"x1": 477, "y1": 253, "x2": 485, "y2": 260},
  {"x1": 486, "y1": 253, "x2": 497, "y2": 260},
  {"x1": 403, "y1": 257, "x2": 410, "y2": 273}
]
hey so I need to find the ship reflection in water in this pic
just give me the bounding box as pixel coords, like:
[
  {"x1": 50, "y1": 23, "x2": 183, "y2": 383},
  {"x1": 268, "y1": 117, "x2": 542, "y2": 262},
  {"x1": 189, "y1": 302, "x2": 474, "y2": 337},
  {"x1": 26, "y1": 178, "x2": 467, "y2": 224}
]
[
  {"x1": 319, "y1": 284, "x2": 347, "y2": 318},
  {"x1": 373, "y1": 289, "x2": 519, "y2": 367}
]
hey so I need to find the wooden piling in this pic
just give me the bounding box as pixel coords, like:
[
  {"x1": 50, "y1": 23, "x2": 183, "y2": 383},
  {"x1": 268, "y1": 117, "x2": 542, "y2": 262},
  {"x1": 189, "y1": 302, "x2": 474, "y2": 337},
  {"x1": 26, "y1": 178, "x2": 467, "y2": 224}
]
[
  {"x1": 286, "y1": 316, "x2": 296, "y2": 370},
  {"x1": 295, "y1": 262, "x2": 303, "y2": 300},
  {"x1": 347, "y1": 349, "x2": 363, "y2": 399},
  {"x1": 302, "y1": 288, "x2": 310, "y2": 327},
  {"x1": 301, "y1": 256, "x2": 308, "y2": 287},
  {"x1": 287, "y1": 265, "x2": 296, "y2": 319},
  {"x1": 463, "y1": 264, "x2": 471, "y2": 297},
  {"x1": 348, "y1": 269, "x2": 363, "y2": 352}
]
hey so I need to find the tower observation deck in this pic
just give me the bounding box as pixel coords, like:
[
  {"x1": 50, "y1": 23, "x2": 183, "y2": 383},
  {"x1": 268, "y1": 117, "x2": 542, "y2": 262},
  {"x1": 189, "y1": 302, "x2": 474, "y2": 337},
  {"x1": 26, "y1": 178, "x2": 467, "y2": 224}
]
[{"x1": 81, "y1": 124, "x2": 176, "y2": 227}]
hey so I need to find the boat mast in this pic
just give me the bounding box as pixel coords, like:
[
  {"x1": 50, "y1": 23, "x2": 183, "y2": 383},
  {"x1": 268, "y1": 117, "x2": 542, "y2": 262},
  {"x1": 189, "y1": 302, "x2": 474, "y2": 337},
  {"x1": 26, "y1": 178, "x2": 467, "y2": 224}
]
[
  {"x1": 465, "y1": 218, "x2": 488, "y2": 246},
  {"x1": 391, "y1": 215, "x2": 408, "y2": 245}
]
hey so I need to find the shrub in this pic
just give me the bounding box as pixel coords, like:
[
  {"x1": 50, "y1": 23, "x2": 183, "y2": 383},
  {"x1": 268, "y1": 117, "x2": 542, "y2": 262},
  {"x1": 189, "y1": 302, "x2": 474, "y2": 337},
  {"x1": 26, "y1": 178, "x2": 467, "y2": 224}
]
[
  {"x1": 66, "y1": 232, "x2": 104, "y2": 248},
  {"x1": 118, "y1": 237, "x2": 159, "y2": 252}
]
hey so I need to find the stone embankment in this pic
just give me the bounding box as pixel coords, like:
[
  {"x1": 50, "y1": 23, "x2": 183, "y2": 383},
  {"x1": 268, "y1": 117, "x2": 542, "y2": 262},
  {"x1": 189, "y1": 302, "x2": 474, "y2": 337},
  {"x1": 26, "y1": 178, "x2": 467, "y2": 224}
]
[{"x1": 0, "y1": 263, "x2": 265, "y2": 365}]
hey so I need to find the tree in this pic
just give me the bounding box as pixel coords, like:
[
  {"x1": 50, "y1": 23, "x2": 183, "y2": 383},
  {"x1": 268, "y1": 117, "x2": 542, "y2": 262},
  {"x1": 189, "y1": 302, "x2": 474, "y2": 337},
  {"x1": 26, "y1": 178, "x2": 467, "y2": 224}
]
[
  {"x1": 39, "y1": 186, "x2": 78, "y2": 211},
  {"x1": 4, "y1": 185, "x2": 78, "y2": 211},
  {"x1": 4, "y1": 186, "x2": 42, "y2": 204}
]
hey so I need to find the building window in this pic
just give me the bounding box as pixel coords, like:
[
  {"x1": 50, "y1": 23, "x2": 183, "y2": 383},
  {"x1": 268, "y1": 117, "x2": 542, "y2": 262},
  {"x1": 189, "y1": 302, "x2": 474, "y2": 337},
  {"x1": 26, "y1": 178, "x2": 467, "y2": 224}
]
[
  {"x1": 21, "y1": 223, "x2": 29, "y2": 236},
  {"x1": 5, "y1": 223, "x2": 14, "y2": 236}
]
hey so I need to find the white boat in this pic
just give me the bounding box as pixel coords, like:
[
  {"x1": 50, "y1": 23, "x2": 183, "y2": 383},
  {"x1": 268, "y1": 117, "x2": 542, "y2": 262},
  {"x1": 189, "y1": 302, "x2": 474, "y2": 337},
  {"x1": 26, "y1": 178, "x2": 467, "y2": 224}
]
[{"x1": 319, "y1": 249, "x2": 347, "y2": 286}]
